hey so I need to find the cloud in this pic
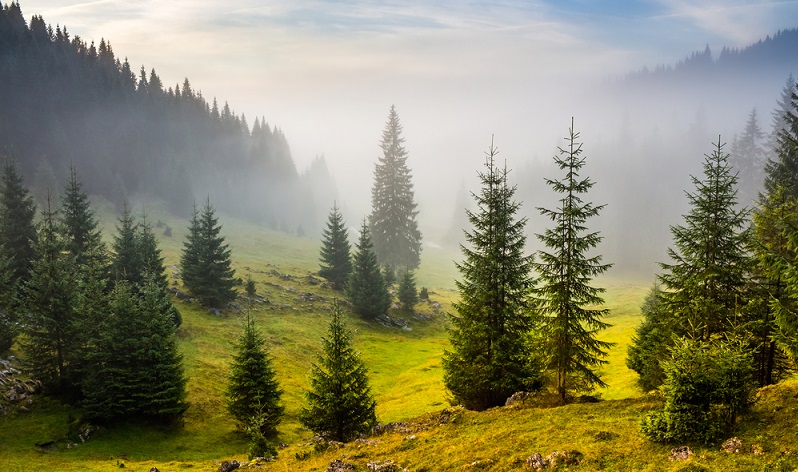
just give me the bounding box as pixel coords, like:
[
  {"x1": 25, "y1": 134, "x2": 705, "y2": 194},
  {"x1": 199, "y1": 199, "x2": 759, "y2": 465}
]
[{"x1": 653, "y1": 0, "x2": 798, "y2": 46}]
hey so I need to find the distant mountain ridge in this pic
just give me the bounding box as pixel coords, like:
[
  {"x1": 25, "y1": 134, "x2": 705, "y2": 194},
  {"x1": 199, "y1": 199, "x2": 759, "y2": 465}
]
[
  {"x1": 0, "y1": 1, "x2": 335, "y2": 235},
  {"x1": 625, "y1": 28, "x2": 798, "y2": 83}
]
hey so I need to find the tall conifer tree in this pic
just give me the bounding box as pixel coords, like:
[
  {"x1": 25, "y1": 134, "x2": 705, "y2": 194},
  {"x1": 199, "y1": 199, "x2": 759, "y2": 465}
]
[
  {"x1": 59, "y1": 165, "x2": 107, "y2": 270},
  {"x1": 20, "y1": 197, "x2": 80, "y2": 393},
  {"x1": 369, "y1": 105, "x2": 422, "y2": 270},
  {"x1": 659, "y1": 137, "x2": 750, "y2": 341},
  {"x1": 111, "y1": 203, "x2": 142, "y2": 285},
  {"x1": 0, "y1": 159, "x2": 37, "y2": 287},
  {"x1": 442, "y1": 140, "x2": 536, "y2": 411},
  {"x1": 226, "y1": 312, "x2": 283, "y2": 437},
  {"x1": 299, "y1": 301, "x2": 376, "y2": 442},
  {"x1": 180, "y1": 197, "x2": 238, "y2": 308},
  {"x1": 346, "y1": 220, "x2": 390, "y2": 320},
  {"x1": 82, "y1": 278, "x2": 188, "y2": 422},
  {"x1": 533, "y1": 120, "x2": 613, "y2": 403},
  {"x1": 319, "y1": 202, "x2": 352, "y2": 291}
]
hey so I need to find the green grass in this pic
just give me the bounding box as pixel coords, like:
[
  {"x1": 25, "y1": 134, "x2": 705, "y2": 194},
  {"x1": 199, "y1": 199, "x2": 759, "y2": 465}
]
[{"x1": 1, "y1": 202, "x2": 795, "y2": 471}]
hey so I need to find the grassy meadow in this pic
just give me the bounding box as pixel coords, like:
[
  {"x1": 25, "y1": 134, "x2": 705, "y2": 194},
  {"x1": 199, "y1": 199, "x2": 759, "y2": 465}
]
[{"x1": 1, "y1": 200, "x2": 795, "y2": 471}]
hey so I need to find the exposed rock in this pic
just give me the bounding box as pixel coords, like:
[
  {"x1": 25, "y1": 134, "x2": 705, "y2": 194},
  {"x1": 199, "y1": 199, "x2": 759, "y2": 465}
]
[
  {"x1": 372, "y1": 422, "x2": 413, "y2": 436},
  {"x1": 218, "y1": 460, "x2": 240, "y2": 472},
  {"x1": 367, "y1": 460, "x2": 403, "y2": 472},
  {"x1": 752, "y1": 443, "x2": 765, "y2": 455},
  {"x1": 545, "y1": 450, "x2": 583, "y2": 468},
  {"x1": 296, "y1": 292, "x2": 325, "y2": 303},
  {"x1": 306, "y1": 275, "x2": 322, "y2": 285},
  {"x1": 526, "y1": 453, "x2": 547, "y2": 470},
  {"x1": 669, "y1": 446, "x2": 694, "y2": 461},
  {"x1": 722, "y1": 437, "x2": 743, "y2": 454},
  {"x1": 208, "y1": 308, "x2": 222, "y2": 317},
  {"x1": 505, "y1": 391, "x2": 533, "y2": 407},
  {"x1": 326, "y1": 459, "x2": 355, "y2": 472}
]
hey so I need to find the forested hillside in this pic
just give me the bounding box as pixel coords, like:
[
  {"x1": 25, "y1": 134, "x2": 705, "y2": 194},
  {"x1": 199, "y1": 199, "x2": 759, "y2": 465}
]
[{"x1": 0, "y1": 2, "x2": 335, "y2": 234}]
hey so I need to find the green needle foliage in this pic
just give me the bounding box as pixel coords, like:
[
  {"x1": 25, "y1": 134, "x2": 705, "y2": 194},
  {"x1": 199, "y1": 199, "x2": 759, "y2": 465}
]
[
  {"x1": 533, "y1": 119, "x2": 613, "y2": 403},
  {"x1": 397, "y1": 269, "x2": 418, "y2": 312},
  {"x1": 59, "y1": 166, "x2": 107, "y2": 271},
  {"x1": 180, "y1": 197, "x2": 238, "y2": 308},
  {"x1": 111, "y1": 203, "x2": 143, "y2": 285},
  {"x1": 658, "y1": 137, "x2": 750, "y2": 341},
  {"x1": 0, "y1": 159, "x2": 37, "y2": 289},
  {"x1": 82, "y1": 278, "x2": 188, "y2": 422},
  {"x1": 318, "y1": 202, "x2": 352, "y2": 291},
  {"x1": 443, "y1": 139, "x2": 536, "y2": 411},
  {"x1": 226, "y1": 312, "x2": 284, "y2": 438},
  {"x1": 369, "y1": 105, "x2": 422, "y2": 270},
  {"x1": 20, "y1": 199, "x2": 80, "y2": 394},
  {"x1": 0, "y1": 245, "x2": 16, "y2": 352},
  {"x1": 641, "y1": 337, "x2": 756, "y2": 444},
  {"x1": 347, "y1": 220, "x2": 390, "y2": 320},
  {"x1": 299, "y1": 301, "x2": 377, "y2": 442}
]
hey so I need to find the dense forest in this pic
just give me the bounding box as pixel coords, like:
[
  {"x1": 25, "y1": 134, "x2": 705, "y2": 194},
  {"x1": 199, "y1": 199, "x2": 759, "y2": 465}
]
[{"x1": 0, "y1": 2, "x2": 335, "y2": 235}]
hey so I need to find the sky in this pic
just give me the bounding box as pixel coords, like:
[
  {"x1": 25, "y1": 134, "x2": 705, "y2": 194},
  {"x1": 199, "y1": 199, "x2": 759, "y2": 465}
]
[{"x1": 14, "y1": 0, "x2": 798, "y2": 238}]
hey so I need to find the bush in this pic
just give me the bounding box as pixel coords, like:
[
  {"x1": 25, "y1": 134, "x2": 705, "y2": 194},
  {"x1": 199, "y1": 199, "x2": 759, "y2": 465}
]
[{"x1": 641, "y1": 337, "x2": 756, "y2": 444}]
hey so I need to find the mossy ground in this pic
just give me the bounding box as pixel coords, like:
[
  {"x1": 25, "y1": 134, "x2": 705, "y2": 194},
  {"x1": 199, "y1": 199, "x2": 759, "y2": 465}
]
[{"x1": 1, "y1": 200, "x2": 795, "y2": 471}]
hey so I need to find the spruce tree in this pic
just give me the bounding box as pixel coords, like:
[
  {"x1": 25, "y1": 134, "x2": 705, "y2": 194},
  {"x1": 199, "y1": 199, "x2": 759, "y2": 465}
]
[
  {"x1": 111, "y1": 203, "x2": 143, "y2": 285},
  {"x1": 659, "y1": 137, "x2": 750, "y2": 341},
  {"x1": 442, "y1": 140, "x2": 536, "y2": 411},
  {"x1": 180, "y1": 198, "x2": 238, "y2": 308},
  {"x1": 20, "y1": 197, "x2": 80, "y2": 394},
  {"x1": 318, "y1": 202, "x2": 352, "y2": 291},
  {"x1": 763, "y1": 76, "x2": 798, "y2": 198},
  {"x1": 226, "y1": 312, "x2": 283, "y2": 437},
  {"x1": 82, "y1": 278, "x2": 188, "y2": 422},
  {"x1": 729, "y1": 108, "x2": 766, "y2": 206},
  {"x1": 59, "y1": 165, "x2": 107, "y2": 270},
  {"x1": 0, "y1": 245, "x2": 15, "y2": 352},
  {"x1": 346, "y1": 220, "x2": 390, "y2": 320},
  {"x1": 397, "y1": 269, "x2": 418, "y2": 312},
  {"x1": 299, "y1": 301, "x2": 376, "y2": 442},
  {"x1": 626, "y1": 283, "x2": 670, "y2": 391},
  {"x1": 0, "y1": 159, "x2": 37, "y2": 288},
  {"x1": 533, "y1": 120, "x2": 613, "y2": 403},
  {"x1": 369, "y1": 105, "x2": 422, "y2": 270}
]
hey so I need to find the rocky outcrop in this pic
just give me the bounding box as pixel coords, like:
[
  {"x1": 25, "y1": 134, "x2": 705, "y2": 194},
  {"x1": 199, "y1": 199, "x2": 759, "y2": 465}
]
[
  {"x1": 1, "y1": 356, "x2": 41, "y2": 414},
  {"x1": 669, "y1": 446, "x2": 694, "y2": 461}
]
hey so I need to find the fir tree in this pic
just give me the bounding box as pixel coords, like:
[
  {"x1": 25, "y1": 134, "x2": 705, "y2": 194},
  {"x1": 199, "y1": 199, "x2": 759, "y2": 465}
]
[
  {"x1": 728, "y1": 108, "x2": 766, "y2": 206},
  {"x1": 318, "y1": 202, "x2": 352, "y2": 291},
  {"x1": 59, "y1": 165, "x2": 107, "y2": 270},
  {"x1": 0, "y1": 245, "x2": 15, "y2": 352},
  {"x1": 82, "y1": 278, "x2": 188, "y2": 422},
  {"x1": 763, "y1": 76, "x2": 798, "y2": 198},
  {"x1": 180, "y1": 198, "x2": 238, "y2": 308},
  {"x1": 659, "y1": 137, "x2": 750, "y2": 341},
  {"x1": 110, "y1": 203, "x2": 142, "y2": 285},
  {"x1": 0, "y1": 159, "x2": 37, "y2": 288},
  {"x1": 346, "y1": 220, "x2": 390, "y2": 320},
  {"x1": 749, "y1": 185, "x2": 796, "y2": 384},
  {"x1": 442, "y1": 140, "x2": 536, "y2": 411},
  {"x1": 397, "y1": 269, "x2": 418, "y2": 312},
  {"x1": 299, "y1": 301, "x2": 376, "y2": 442},
  {"x1": 533, "y1": 120, "x2": 613, "y2": 403},
  {"x1": 626, "y1": 283, "x2": 670, "y2": 391},
  {"x1": 369, "y1": 105, "x2": 422, "y2": 270},
  {"x1": 20, "y1": 197, "x2": 80, "y2": 394},
  {"x1": 226, "y1": 312, "x2": 283, "y2": 437}
]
